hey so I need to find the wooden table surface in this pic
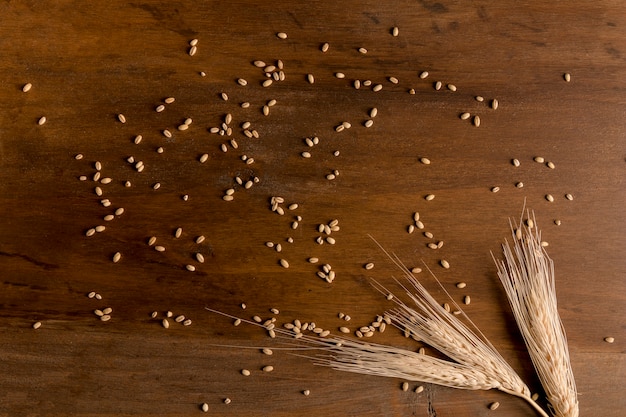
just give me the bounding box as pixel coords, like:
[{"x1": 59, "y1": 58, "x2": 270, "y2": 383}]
[{"x1": 1, "y1": 1, "x2": 624, "y2": 416}]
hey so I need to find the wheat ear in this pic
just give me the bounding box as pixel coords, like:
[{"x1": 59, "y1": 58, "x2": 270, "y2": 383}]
[
  {"x1": 315, "y1": 338, "x2": 501, "y2": 390},
  {"x1": 494, "y1": 213, "x2": 579, "y2": 417}
]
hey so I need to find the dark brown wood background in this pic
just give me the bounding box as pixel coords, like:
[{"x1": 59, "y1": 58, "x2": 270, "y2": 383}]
[{"x1": 1, "y1": 1, "x2": 624, "y2": 416}]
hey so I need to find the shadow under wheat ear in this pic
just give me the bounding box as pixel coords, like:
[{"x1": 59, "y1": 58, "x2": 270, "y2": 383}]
[{"x1": 494, "y1": 213, "x2": 579, "y2": 417}]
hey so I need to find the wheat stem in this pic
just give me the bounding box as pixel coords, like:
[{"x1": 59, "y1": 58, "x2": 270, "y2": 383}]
[{"x1": 500, "y1": 387, "x2": 550, "y2": 417}]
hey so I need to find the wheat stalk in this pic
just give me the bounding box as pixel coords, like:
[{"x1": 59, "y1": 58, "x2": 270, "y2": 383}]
[
  {"x1": 305, "y1": 241, "x2": 551, "y2": 417},
  {"x1": 494, "y1": 213, "x2": 579, "y2": 417}
]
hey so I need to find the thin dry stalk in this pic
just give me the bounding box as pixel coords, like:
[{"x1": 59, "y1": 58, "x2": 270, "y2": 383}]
[{"x1": 494, "y1": 214, "x2": 578, "y2": 417}]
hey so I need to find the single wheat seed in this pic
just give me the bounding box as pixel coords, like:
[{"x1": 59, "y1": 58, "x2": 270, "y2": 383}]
[{"x1": 489, "y1": 402, "x2": 500, "y2": 410}]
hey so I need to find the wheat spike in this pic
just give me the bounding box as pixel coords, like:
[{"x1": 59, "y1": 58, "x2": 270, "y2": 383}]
[
  {"x1": 384, "y1": 271, "x2": 530, "y2": 397},
  {"x1": 316, "y1": 338, "x2": 500, "y2": 390},
  {"x1": 494, "y1": 213, "x2": 578, "y2": 417}
]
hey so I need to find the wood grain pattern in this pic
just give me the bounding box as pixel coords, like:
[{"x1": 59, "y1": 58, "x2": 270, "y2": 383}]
[{"x1": 1, "y1": 1, "x2": 625, "y2": 416}]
